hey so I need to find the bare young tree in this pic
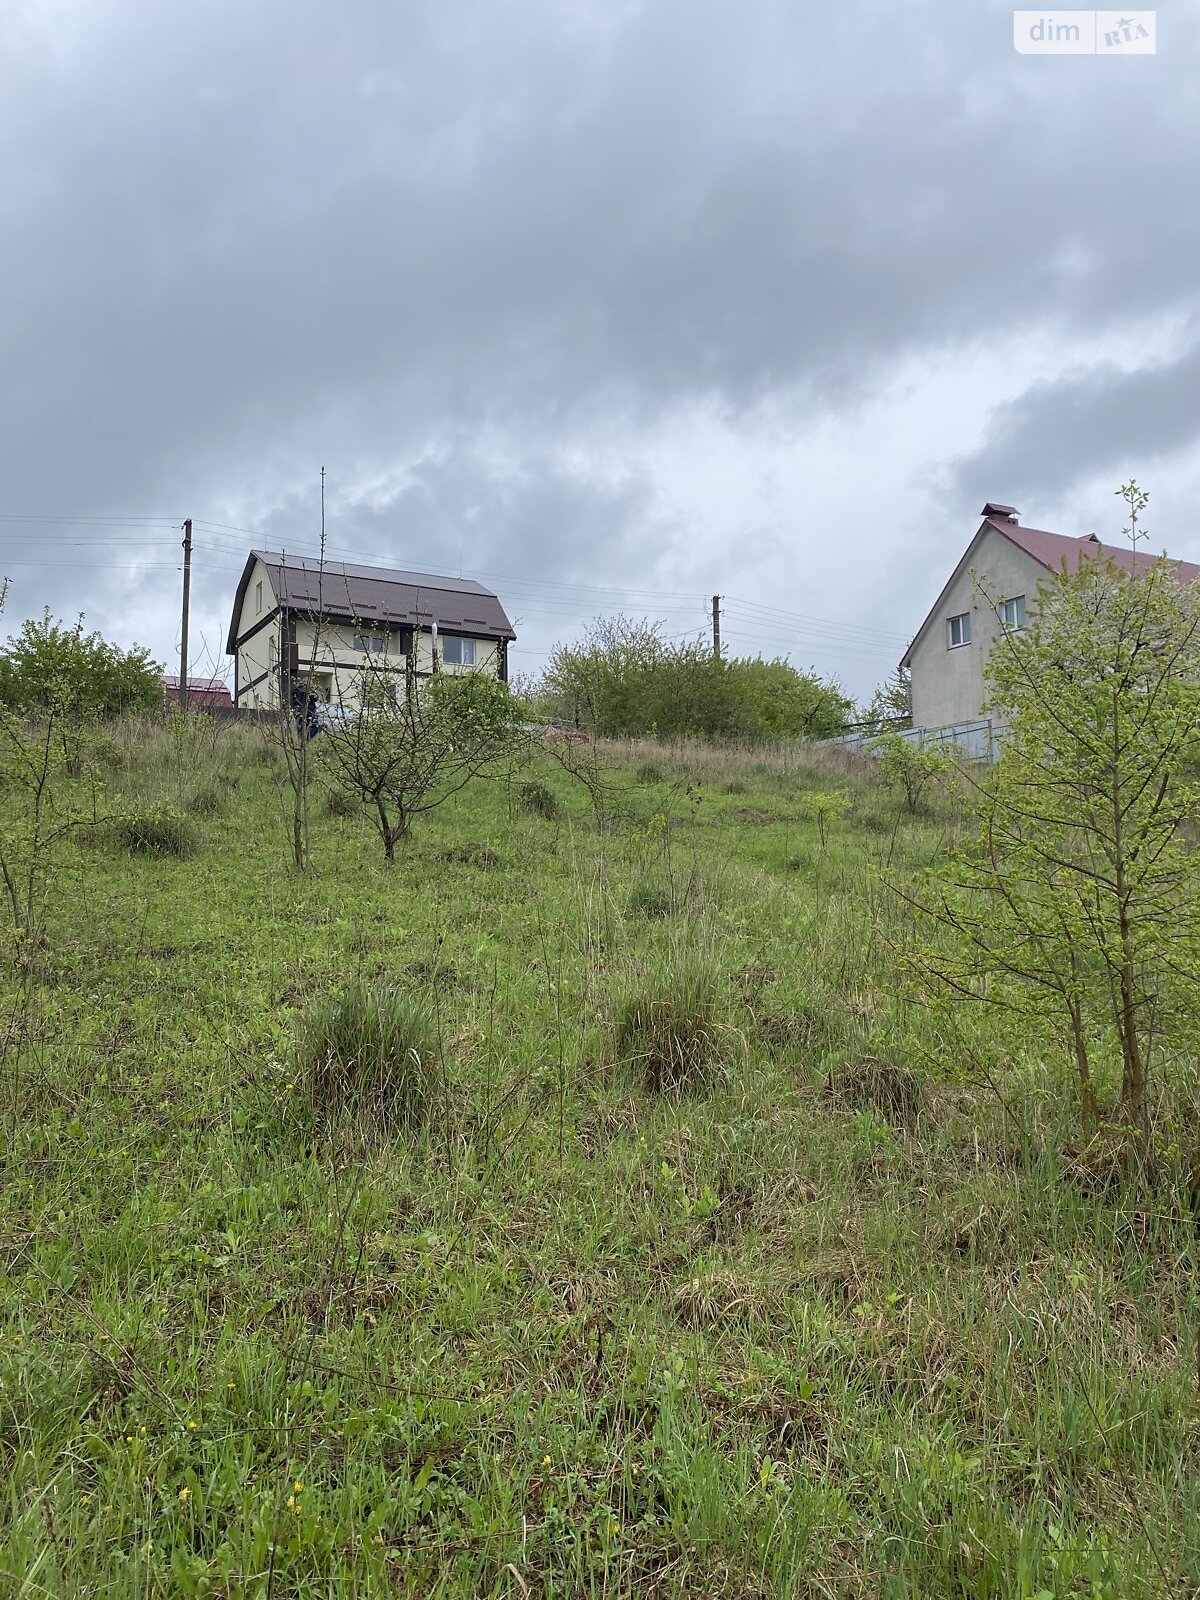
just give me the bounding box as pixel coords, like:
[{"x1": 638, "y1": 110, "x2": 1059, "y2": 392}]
[
  {"x1": 319, "y1": 652, "x2": 519, "y2": 862},
  {"x1": 270, "y1": 470, "x2": 330, "y2": 871}
]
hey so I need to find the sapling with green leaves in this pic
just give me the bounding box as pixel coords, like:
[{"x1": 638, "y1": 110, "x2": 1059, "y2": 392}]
[
  {"x1": 868, "y1": 731, "x2": 948, "y2": 813},
  {"x1": 320, "y1": 665, "x2": 519, "y2": 861},
  {"x1": 897, "y1": 543, "x2": 1200, "y2": 1166}
]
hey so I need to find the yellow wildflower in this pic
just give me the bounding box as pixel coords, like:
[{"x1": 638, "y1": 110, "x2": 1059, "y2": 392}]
[{"x1": 178, "y1": 1487, "x2": 190, "y2": 1503}]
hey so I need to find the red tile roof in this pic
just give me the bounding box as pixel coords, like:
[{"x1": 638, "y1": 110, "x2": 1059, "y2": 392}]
[
  {"x1": 986, "y1": 515, "x2": 1200, "y2": 583},
  {"x1": 901, "y1": 508, "x2": 1200, "y2": 668}
]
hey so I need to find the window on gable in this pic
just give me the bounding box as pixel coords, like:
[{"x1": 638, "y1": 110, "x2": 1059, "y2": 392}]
[
  {"x1": 441, "y1": 637, "x2": 476, "y2": 666},
  {"x1": 255, "y1": 580, "x2": 263, "y2": 615},
  {"x1": 947, "y1": 612, "x2": 971, "y2": 649},
  {"x1": 999, "y1": 595, "x2": 1026, "y2": 631}
]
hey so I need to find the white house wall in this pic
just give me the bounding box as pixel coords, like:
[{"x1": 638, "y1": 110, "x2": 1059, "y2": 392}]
[{"x1": 907, "y1": 528, "x2": 1046, "y2": 729}]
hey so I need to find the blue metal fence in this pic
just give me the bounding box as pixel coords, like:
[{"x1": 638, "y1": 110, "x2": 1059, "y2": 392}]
[{"x1": 830, "y1": 718, "x2": 1007, "y2": 762}]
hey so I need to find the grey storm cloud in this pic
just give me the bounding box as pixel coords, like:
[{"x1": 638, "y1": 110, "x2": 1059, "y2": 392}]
[
  {"x1": 948, "y1": 336, "x2": 1200, "y2": 502},
  {"x1": 1, "y1": 0, "x2": 1198, "y2": 694}
]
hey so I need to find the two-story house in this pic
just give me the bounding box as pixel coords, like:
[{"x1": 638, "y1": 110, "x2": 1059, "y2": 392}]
[
  {"x1": 226, "y1": 551, "x2": 516, "y2": 712},
  {"x1": 901, "y1": 503, "x2": 1200, "y2": 730}
]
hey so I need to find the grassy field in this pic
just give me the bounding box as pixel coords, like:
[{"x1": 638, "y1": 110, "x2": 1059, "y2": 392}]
[{"x1": 1, "y1": 718, "x2": 1197, "y2": 1598}]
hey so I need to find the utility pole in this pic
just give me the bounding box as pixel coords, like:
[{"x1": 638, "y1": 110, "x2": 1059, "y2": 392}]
[
  {"x1": 711, "y1": 594, "x2": 721, "y2": 661},
  {"x1": 180, "y1": 518, "x2": 193, "y2": 712}
]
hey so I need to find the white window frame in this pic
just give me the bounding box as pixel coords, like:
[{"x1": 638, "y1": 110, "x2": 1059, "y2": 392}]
[
  {"x1": 255, "y1": 580, "x2": 263, "y2": 615},
  {"x1": 999, "y1": 595, "x2": 1026, "y2": 632},
  {"x1": 947, "y1": 611, "x2": 971, "y2": 649},
  {"x1": 441, "y1": 636, "x2": 476, "y2": 666},
  {"x1": 353, "y1": 633, "x2": 386, "y2": 654}
]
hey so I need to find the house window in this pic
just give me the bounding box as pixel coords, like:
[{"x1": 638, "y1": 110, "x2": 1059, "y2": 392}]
[
  {"x1": 441, "y1": 636, "x2": 476, "y2": 666},
  {"x1": 947, "y1": 612, "x2": 971, "y2": 649},
  {"x1": 999, "y1": 595, "x2": 1026, "y2": 631},
  {"x1": 255, "y1": 580, "x2": 263, "y2": 615},
  {"x1": 353, "y1": 633, "x2": 386, "y2": 653}
]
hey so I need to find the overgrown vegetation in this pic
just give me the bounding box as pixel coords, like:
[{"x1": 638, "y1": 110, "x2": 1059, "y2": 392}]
[
  {"x1": 900, "y1": 551, "x2": 1200, "y2": 1169},
  {"x1": 544, "y1": 615, "x2": 852, "y2": 741},
  {"x1": 0, "y1": 606, "x2": 163, "y2": 717},
  {"x1": 292, "y1": 979, "x2": 438, "y2": 1130},
  {"x1": 1, "y1": 702, "x2": 1198, "y2": 1597}
]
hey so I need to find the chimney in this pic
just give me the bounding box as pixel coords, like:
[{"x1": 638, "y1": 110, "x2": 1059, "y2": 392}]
[{"x1": 982, "y1": 502, "x2": 1019, "y2": 522}]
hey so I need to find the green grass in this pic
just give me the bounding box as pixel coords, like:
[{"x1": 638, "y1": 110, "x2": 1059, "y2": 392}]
[{"x1": 0, "y1": 720, "x2": 1197, "y2": 1596}]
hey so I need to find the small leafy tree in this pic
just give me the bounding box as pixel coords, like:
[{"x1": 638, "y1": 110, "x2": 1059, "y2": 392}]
[
  {"x1": 0, "y1": 610, "x2": 162, "y2": 718},
  {"x1": 897, "y1": 548, "x2": 1200, "y2": 1166},
  {"x1": 320, "y1": 667, "x2": 519, "y2": 861},
  {"x1": 869, "y1": 731, "x2": 948, "y2": 813},
  {"x1": 862, "y1": 666, "x2": 912, "y2": 732},
  {"x1": 0, "y1": 587, "x2": 104, "y2": 946}
]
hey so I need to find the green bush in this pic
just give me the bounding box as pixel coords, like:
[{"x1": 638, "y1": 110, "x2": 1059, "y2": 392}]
[
  {"x1": 544, "y1": 616, "x2": 853, "y2": 742},
  {"x1": 114, "y1": 805, "x2": 197, "y2": 858},
  {"x1": 867, "y1": 732, "x2": 949, "y2": 814},
  {"x1": 613, "y1": 955, "x2": 728, "y2": 1093},
  {"x1": 293, "y1": 981, "x2": 437, "y2": 1130},
  {"x1": 0, "y1": 610, "x2": 163, "y2": 717},
  {"x1": 520, "y1": 779, "x2": 561, "y2": 820},
  {"x1": 636, "y1": 759, "x2": 666, "y2": 785}
]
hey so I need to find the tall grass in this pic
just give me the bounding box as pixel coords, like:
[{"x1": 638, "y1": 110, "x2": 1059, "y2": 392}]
[{"x1": 293, "y1": 980, "x2": 438, "y2": 1129}]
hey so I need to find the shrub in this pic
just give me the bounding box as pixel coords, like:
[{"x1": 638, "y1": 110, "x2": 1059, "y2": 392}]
[
  {"x1": 636, "y1": 760, "x2": 666, "y2": 785},
  {"x1": 520, "y1": 779, "x2": 561, "y2": 820},
  {"x1": 114, "y1": 806, "x2": 196, "y2": 859},
  {"x1": 613, "y1": 955, "x2": 728, "y2": 1093},
  {"x1": 325, "y1": 788, "x2": 357, "y2": 818},
  {"x1": 0, "y1": 610, "x2": 163, "y2": 718},
  {"x1": 868, "y1": 732, "x2": 948, "y2": 814},
  {"x1": 293, "y1": 980, "x2": 437, "y2": 1131}
]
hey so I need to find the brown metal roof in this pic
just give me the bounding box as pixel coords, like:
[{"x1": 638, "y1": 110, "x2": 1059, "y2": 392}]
[{"x1": 226, "y1": 551, "x2": 516, "y2": 653}]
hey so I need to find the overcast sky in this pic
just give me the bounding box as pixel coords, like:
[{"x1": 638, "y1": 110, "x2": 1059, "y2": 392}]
[{"x1": 2, "y1": 0, "x2": 1198, "y2": 703}]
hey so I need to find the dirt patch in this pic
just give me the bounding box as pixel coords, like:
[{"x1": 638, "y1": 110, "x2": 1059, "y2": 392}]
[{"x1": 824, "y1": 1056, "x2": 922, "y2": 1129}]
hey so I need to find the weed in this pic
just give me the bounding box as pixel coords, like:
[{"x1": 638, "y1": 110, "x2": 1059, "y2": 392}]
[
  {"x1": 520, "y1": 779, "x2": 561, "y2": 820},
  {"x1": 113, "y1": 805, "x2": 197, "y2": 858},
  {"x1": 292, "y1": 980, "x2": 438, "y2": 1130},
  {"x1": 628, "y1": 880, "x2": 673, "y2": 919},
  {"x1": 825, "y1": 1056, "x2": 921, "y2": 1130},
  {"x1": 612, "y1": 952, "x2": 729, "y2": 1093},
  {"x1": 325, "y1": 787, "x2": 358, "y2": 818},
  {"x1": 183, "y1": 783, "x2": 225, "y2": 818}
]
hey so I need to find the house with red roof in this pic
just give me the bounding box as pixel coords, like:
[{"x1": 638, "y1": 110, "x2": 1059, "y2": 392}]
[{"x1": 900, "y1": 503, "x2": 1200, "y2": 731}]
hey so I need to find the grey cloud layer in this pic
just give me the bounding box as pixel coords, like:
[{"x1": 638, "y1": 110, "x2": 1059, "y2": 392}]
[{"x1": 1, "y1": 0, "x2": 1197, "y2": 689}]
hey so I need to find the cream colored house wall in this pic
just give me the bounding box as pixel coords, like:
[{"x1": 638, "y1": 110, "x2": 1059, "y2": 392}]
[
  {"x1": 415, "y1": 631, "x2": 500, "y2": 677},
  {"x1": 235, "y1": 559, "x2": 279, "y2": 707},
  {"x1": 907, "y1": 528, "x2": 1046, "y2": 729},
  {"x1": 292, "y1": 619, "x2": 502, "y2": 710}
]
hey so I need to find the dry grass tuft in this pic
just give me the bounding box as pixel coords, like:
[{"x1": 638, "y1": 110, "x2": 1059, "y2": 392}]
[{"x1": 825, "y1": 1056, "x2": 921, "y2": 1129}]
